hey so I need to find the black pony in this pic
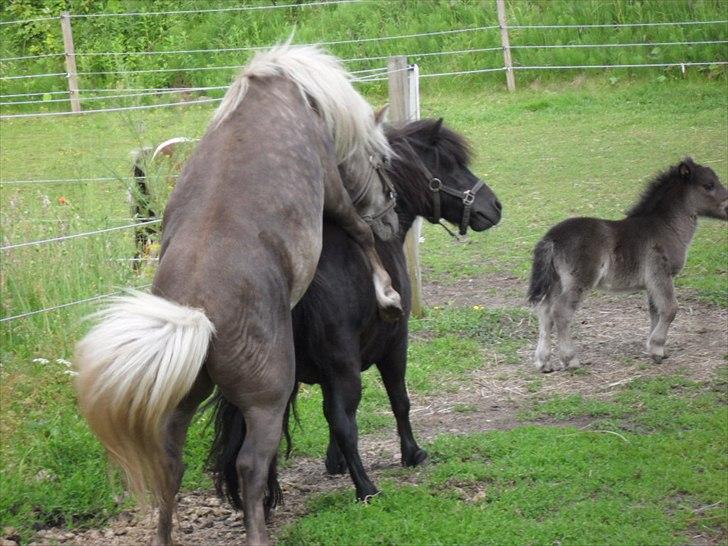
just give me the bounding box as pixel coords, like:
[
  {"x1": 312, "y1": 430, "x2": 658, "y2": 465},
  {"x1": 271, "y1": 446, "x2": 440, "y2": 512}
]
[{"x1": 210, "y1": 118, "x2": 502, "y2": 503}]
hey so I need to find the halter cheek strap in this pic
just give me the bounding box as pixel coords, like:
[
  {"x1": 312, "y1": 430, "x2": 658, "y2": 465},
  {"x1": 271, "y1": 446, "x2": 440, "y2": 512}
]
[
  {"x1": 429, "y1": 176, "x2": 486, "y2": 237},
  {"x1": 400, "y1": 139, "x2": 486, "y2": 238}
]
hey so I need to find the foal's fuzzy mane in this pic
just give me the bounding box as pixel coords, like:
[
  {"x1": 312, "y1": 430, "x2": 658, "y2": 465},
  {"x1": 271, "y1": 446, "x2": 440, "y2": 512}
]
[
  {"x1": 385, "y1": 119, "x2": 473, "y2": 212},
  {"x1": 626, "y1": 162, "x2": 685, "y2": 217},
  {"x1": 209, "y1": 44, "x2": 392, "y2": 166}
]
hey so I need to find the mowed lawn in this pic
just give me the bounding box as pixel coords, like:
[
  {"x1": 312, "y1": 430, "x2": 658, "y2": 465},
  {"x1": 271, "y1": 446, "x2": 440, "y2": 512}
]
[{"x1": 1, "y1": 78, "x2": 726, "y2": 544}]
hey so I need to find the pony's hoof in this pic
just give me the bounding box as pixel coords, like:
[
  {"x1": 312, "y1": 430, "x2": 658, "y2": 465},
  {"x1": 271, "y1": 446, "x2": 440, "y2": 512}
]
[
  {"x1": 651, "y1": 353, "x2": 664, "y2": 364},
  {"x1": 325, "y1": 457, "x2": 347, "y2": 475},
  {"x1": 359, "y1": 490, "x2": 381, "y2": 504},
  {"x1": 403, "y1": 448, "x2": 428, "y2": 467}
]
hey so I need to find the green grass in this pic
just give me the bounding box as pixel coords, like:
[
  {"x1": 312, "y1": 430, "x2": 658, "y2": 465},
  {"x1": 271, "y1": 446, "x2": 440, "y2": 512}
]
[
  {"x1": 279, "y1": 374, "x2": 728, "y2": 545},
  {"x1": 2, "y1": 0, "x2": 726, "y2": 107}
]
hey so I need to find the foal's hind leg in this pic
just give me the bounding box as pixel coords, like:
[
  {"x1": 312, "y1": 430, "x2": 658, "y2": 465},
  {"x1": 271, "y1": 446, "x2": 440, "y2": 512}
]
[
  {"x1": 645, "y1": 278, "x2": 677, "y2": 363},
  {"x1": 534, "y1": 303, "x2": 554, "y2": 372},
  {"x1": 552, "y1": 289, "x2": 583, "y2": 370},
  {"x1": 154, "y1": 371, "x2": 213, "y2": 546}
]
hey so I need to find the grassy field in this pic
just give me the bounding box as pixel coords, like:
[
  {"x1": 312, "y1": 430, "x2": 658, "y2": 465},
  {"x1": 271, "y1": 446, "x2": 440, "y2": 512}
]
[
  {"x1": 1, "y1": 77, "x2": 726, "y2": 542},
  {"x1": 2, "y1": 0, "x2": 726, "y2": 106}
]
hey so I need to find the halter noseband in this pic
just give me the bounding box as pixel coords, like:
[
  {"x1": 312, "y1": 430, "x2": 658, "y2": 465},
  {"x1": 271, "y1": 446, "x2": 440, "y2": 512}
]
[{"x1": 403, "y1": 140, "x2": 485, "y2": 238}]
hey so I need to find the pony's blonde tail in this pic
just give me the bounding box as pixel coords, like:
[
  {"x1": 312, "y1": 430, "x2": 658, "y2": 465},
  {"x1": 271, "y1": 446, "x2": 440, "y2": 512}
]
[{"x1": 74, "y1": 291, "x2": 215, "y2": 505}]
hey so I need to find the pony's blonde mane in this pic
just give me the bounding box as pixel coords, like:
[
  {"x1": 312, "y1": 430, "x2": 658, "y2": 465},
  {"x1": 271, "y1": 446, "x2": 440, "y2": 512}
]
[{"x1": 209, "y1": 44, "x2": 391, "y2": 166}]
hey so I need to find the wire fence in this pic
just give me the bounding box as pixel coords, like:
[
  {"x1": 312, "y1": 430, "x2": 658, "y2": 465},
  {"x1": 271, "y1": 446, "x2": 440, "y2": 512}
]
[{"x1": 1, "y1": 3, "x2": 727, "y2": 323}]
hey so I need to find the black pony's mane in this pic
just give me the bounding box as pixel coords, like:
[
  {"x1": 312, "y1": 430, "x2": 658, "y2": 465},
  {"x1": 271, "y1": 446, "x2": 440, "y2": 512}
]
[
  {"x1": 626, "y1": 162, "x2": 686, "y2": 217},
  {"x1": 384, "y1": 118, "x2": 472, "y2": 214}
]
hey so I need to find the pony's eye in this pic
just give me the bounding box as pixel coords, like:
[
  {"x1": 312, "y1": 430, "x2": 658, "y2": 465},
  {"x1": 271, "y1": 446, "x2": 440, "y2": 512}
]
[{"x1": 703, "y1": 183, "x2": 715, "y2": 191}]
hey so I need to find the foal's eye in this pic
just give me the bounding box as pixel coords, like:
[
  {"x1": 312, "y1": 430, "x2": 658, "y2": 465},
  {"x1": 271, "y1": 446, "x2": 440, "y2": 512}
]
[{"x1": 703, "y1": 182, "x2": 715, "y2": 191}]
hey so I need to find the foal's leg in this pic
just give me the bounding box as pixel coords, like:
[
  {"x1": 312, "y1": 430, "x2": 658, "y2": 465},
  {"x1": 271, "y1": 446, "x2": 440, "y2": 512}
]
[
  {"x1": 154, "y1": 371, "x2": 213, "y2": 546},
  {"x1": 534, "y1": 302, "x2": 555, "y2": 372},
  {"x1": 552, "y1": 289, "x2": 583, "y2": 370},
  {"x1": 320, "y1": 350, "x2": 378, "y2": 501},
  {"x1": 647, "y1": 294, "x2": 660, "y2": 336},
  {"x1": 376, "y1": 340, "x2": 427, "y2": 467},
  {"x1": 646, "y1": 278, "x2": 678, "y2": 363},
  {"x1": 322, "y1": 173, "x2": 402, "y2": 322}
]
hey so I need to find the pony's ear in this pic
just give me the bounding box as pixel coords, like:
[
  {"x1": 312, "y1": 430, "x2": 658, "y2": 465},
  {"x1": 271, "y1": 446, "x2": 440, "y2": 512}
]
[
  {"x1": 679, "y1": 157, "x2": 694, "y2": 179},
  {"x1": 374, "y1": 105, "x2": 388, "y2": 125},
  {"x1": 428, "y1": 118, "x2": 444, "y2": 143}
]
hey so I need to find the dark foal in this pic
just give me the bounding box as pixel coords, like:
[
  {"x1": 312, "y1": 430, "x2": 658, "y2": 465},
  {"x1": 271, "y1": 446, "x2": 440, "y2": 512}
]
[
  {"x1": 529, "y1": 158, "x2": 727, "y2": 372},
  {"x1": 211, "y1": 118, "x2": 502, "y2": 503}
]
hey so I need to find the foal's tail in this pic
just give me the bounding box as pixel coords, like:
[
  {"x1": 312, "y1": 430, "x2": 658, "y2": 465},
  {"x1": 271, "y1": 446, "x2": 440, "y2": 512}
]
[
  {"x1": 74, "y1": 291, "x2": 215, "y2": 505},
  {"x1": 208, "y1": 383, "x2": 299, "y2": 514},
  {"x1": 528, "y1": 238, "x2": 558, "y2": 305}
]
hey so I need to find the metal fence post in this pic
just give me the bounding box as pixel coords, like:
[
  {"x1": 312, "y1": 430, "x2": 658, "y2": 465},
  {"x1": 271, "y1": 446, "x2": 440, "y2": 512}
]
[
  {"x1": 60, "y1": 11, "x2": 81, "y2": 113},
  {"x1": 388, "y1": 56, "x2": 424, "y2": 317},
  {"x1": 496, "y1": 0, "x2": 516, "y2": 92}
]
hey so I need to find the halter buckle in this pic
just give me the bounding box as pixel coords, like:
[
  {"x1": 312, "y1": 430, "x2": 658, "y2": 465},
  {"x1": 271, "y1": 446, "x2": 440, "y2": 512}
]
[
  {"x1": 462, "y1": 191, "x2": 475, "y2": 205},
  {"x1": 429, "y1": 178, "x2": 442, "y2": 191}
]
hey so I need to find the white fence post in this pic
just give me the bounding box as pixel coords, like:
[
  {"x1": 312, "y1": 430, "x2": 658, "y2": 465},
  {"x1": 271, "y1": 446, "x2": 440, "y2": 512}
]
[
  {"x1": 388, "y1": 56, "x2": 424, "y2": 318},
  {"x1": 496, "y1": 0, "x2": 516, "y2": 92},
  {"x1": 60, "y1": 11, "x2": 81, "y2": 113}
]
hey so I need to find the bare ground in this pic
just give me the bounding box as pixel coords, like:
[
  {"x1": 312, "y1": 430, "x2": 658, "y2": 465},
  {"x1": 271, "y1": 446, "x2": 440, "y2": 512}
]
[{"x1": 20, "y1": 273, "x2": 727, "y2": 546}]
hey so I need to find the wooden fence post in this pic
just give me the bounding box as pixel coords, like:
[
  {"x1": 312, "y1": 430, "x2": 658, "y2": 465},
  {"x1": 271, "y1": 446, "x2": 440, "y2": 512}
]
[
  {"x1": 60, "y1": 12, "x2": 81, "y2": 113},
  {"x1": 388, "y1": 56, "x2": 424, "y2": 317},
  {"x1": 496, "y1": 0, "x2": 516, "y2": 92}
]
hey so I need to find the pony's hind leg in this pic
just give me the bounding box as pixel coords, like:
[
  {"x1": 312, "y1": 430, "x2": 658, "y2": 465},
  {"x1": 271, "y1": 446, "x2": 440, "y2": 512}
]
[
  {"x1": 645, "y1": 278, "x2": 677, "y2": 363},
  {"x1": 534, "y1": 303, "x2": 554, "y2": 373},
  {"x1": 154, "y1": 372, "x2": 213, "y2": 546}
]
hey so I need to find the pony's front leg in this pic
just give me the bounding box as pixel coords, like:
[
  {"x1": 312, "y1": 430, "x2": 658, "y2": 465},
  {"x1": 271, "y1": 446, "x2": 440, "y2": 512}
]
[
  {"x1": 323, "y1": 178, "x2": 402, "y2": 322},
  {"x1": 646, "y1": 281, "x2": 677, "y2": 363},
  {"x1": 376, "y1": 340, "x2": 427, "y2": 467}
]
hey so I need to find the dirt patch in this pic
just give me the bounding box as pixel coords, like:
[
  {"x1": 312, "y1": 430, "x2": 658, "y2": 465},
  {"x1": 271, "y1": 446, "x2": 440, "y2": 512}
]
[{"x1": 25, "y1": 274, "x2": 727, "y2": 545}]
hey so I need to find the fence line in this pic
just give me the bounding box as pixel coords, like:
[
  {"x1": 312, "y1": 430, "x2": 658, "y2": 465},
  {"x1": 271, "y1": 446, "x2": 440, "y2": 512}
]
[
  {"x1": 71, "y1": 0, "x2": 359, "y2": 19},
  {"x1": 1, "y1": 219, "x2": 161, "y2": 251},
  {"x1": 510, "y1": 19, "x2": 728, "y2": 30},
  {"x1": 0, "y1": 86, "x2": 230, "y2": 106},
  {"x1": 0, "y1": 284, "x2": 152, "y2": 323},
  {"x1": 0, "y1": 176, "x2": 125, "y2": 185},
  {"x1": 513, "y1": 61, "x2": 728, "y2": 71},
  {"x1": 0, "y1": 97, "x2": 221, "y2": 119}
]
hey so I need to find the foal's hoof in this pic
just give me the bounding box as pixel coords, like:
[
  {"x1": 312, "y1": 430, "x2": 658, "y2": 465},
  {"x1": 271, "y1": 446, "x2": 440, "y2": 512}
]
[
  {"x1": 537, "y1": 361, "x2": 555, "y2": 374},
  {"x1": 403, "y1": 448, "x2": 428, "y2": 467},
  {"x1": 651, "y1": 353, "x2": 664, "y2": 364}
]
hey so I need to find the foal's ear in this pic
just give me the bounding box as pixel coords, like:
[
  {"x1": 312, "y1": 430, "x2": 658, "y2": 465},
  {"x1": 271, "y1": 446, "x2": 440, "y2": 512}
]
[
  {"x1": 428, "y1": 118, "x2": 444, "y2": 143},
  {"x1": 679, "y1": 157, "x2": 694, "y2": 179},
  {"x1": 374, "y1": 105, "x2": 389, "y2": 125}
]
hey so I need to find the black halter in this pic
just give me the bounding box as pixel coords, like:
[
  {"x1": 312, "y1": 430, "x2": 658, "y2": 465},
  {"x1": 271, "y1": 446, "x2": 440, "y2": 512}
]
[
  {"x1": 350, "y1": 155, "x2": 398, "y2": 225},
  {"x1": 402, "y1": 140, "x2": 485, "y2": 238}
]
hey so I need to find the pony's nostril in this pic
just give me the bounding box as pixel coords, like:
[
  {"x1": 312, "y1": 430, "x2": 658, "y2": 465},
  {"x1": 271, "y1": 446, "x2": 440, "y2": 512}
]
[{"x1": 494, "y1": 199, "x2": 503, "y2": 212}]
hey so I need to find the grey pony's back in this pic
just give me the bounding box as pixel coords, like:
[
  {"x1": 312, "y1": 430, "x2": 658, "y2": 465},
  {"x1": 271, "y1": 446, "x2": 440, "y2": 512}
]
[{"x1": 527, "y1": 238, "x2": 557, "y2": 304}]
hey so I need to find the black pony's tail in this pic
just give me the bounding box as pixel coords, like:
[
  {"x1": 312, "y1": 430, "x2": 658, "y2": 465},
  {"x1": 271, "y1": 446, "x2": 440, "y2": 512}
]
[
  {"x1": 527, "y1": 238, "x2": 558, "y2": 305},
  {"x1": 207, "y1": 384, "x2": 299, "y2": 516}
]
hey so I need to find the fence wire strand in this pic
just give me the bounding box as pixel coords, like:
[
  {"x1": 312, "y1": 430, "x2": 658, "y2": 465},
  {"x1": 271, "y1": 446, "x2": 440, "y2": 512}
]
[
  {"x1": 2, "y1": 219, "x2": 161, "y2": 251},
  {"x1": 0, "y1": 284, "x2": 152, "y2": 323}
]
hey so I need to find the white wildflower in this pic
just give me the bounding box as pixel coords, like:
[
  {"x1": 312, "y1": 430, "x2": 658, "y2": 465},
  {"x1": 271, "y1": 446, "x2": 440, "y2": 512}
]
[{"x1": 32, "y1": 357, "x2": 49, "y2": 364}]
